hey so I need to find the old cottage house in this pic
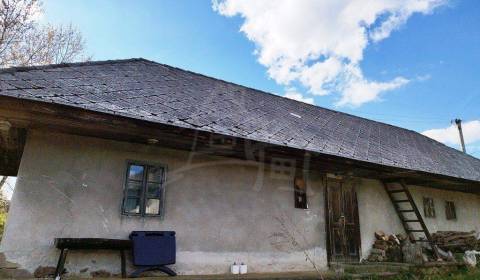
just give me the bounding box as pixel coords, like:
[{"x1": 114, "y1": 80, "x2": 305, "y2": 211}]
[{"x1": 0, "y1": 59, "x2": 479, "y2": 277}]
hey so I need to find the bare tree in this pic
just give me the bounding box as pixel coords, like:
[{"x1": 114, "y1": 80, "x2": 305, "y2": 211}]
[
  {"x1": 274, "y1": 214, "x2": 324, "y2": 279},
  {"x1": 0, "y1": 0, "x2": 39, "y2": 63},
  {"x1": 0, "y1": 0, "x2": 88, "y2": 67},
  {"x1": 7, "y1": 23, "x2": 88, "y2": 66},
  {"x1": 0, "y1": 0, "x2": 88, "y2": 192}
]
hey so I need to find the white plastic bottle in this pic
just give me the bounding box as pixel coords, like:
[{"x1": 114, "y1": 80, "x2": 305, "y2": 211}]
[
  {"x1": 239, "y1": 262, "x2": 247, "y2": 274},
  {"x1": 231, "y1": 262, "x2": 240, "y2": 274}
]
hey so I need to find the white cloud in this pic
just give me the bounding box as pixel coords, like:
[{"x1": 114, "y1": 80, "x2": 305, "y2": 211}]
[
  {"x1": 369, "y1": 0, "x2": 444, "y2": 42},
  {"x1": 338, "y1": 76, "x2": 409, "y2": 107},
  {"x1": 299, "y1": 57, "x2": 343, "y2": 96},
  {"x1": 422, "y1": 120, "x2": 480, "y2": 148},
  {"x1": 213, "y1": 0, "x2": 446, "y2": 107},
  {"x1": 416, "y1": 74, "x2": 432, "y2": 81},
  {"x1": 283, "y1": 90, "x2": 315, "y2": 105}
]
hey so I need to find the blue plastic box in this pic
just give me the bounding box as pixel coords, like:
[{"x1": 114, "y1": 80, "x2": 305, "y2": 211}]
[{"x1": 129, "y1": 231, "x2": 176, "y2": 266}]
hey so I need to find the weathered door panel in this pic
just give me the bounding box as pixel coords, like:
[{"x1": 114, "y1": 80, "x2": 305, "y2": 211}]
[{"x1": 326, "y1": 178, "x2": 361, "y2": 263}]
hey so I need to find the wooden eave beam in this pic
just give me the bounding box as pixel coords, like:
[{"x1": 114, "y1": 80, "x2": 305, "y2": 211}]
[{"x1": 0, "y1": 95, "x2": 479, "y2": 192}]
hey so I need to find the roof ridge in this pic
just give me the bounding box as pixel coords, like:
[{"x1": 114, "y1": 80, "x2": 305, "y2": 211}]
[{"x1": 0, "y1": 58, "x2": 149, "y2": 74}]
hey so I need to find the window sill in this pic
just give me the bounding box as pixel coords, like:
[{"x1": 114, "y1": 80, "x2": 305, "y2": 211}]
[{"x1": 121, "y1": 213, "x2": 164, "y2": 219}]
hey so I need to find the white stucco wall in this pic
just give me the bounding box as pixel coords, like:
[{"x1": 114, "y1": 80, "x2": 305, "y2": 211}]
[
  {"x1": 356, "y1": 179, "x2": 480, "y2": 259},
  {"x1": 0, "y1": 130, "x2": 327, "y2": 276},
  {"x1": 409, "y1": 186, "x2": 480, "y2": 233},
  {"x1": 1, "y1": 130, "x2": 480, "y2": 277},
  {"x1": 357, "y1": 178, "x2": 405, "y2": 259}
]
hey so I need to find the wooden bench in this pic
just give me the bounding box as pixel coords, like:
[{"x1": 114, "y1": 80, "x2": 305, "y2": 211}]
[{"x1": 54, "y1": 238, "x2": 132, "y2": 279}]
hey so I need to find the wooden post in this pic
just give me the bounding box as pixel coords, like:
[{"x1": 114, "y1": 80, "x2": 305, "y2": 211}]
[
  {"x1": 120, "y1": 250, "x2": 126, "y2": 278},
  {"x1": 454, "y1": 119, "x2": 466, "y2": 153}
]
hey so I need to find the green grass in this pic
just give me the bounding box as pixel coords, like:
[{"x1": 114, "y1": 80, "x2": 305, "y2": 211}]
[
  {"x1": 347, "y1": 266, "x2": 480, "y2": 280},
  {"x1": 388, "y1": 267, "x2": 480, "y2": 280}
]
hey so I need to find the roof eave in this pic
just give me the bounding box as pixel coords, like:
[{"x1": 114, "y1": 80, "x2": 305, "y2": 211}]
[{"x1": 1, "y1": 96, "x2": 479, "y2": 192}]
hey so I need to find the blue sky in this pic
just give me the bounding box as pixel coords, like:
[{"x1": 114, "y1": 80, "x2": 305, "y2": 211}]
[{"x1": 40, "y1": 0, "x2": 480, "y2": 157}]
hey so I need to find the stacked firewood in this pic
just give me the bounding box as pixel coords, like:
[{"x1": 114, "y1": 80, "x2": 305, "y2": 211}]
[
  {"x1": 367, "y1": 230, "x2": 479, "y2": 263},
  {"x1": 432, "y1": 231, "x2": 479, "y2": 253},
  {"x1": 367, "y1": 231, "x2": 405, "y2": 262}
]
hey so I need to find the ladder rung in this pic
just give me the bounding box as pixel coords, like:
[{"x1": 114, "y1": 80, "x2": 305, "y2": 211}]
[
  {"x1": 388, "y1": 189, "x2": 406, "y2": 194},
  {"x1": 384, "y1": 182, "x2": 439, "y2": 260},
  {"x1": 383, "y1": 179, "x2": 399, "y2": 183}
]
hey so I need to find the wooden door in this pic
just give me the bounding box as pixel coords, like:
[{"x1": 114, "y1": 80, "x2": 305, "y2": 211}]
[{"x1": 326, "y1": 178, "x2": 361, "y2": 263}]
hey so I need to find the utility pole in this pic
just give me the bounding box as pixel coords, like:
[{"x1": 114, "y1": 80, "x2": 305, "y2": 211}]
[{"x1": 453, "y1": 119, "x2": 466, "y2": 153}]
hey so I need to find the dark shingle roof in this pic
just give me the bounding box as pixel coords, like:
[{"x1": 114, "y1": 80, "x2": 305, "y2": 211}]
[{"x1": 1, "y1": 58, "x2": 479, "y2": 182}]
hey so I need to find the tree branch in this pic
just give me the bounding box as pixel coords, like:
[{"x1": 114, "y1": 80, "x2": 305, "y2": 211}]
[{"x1": 0, "y1": 176, "x2": 7, "y2": 192}]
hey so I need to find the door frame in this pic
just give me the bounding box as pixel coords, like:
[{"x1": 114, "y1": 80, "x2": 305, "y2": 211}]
[{"x1": 324, "y1": 176, "x2": 362, "y2": 264}]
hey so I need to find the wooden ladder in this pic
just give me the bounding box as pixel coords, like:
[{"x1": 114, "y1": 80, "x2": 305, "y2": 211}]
[{"x1": 382, "y1": 179, "x2": 439, "y2": 259}]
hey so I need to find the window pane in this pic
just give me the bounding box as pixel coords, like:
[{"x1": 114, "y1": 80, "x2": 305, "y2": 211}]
[
  {"x1": 126, "y1": 181, "x2": 142, "y2": 197},
  {"x1": 423, "y1": 197, "x2": 435, "y2": 218},
  {"x1": 294, "y1": 177, "x2": 308, "y2": 209},
  {"x1": 122, "y1": 163, "x2": 166, "y2": 217},
  {"x1": 446, "y1": 201, "x2": 456, "y2": 220},
  {"x1": 147, "y1": 166, "x2": 164, "y2": 183},
  {"x1": 124, "y1": 197, "x2": 141, "y2": 214},
  {"x1": 145, "y1": 199, "x2": 160, "y2": 215},
  {"x1": 128, "y1": 165, "x2": 144, "y2": 181},
  {"x1": 147, "y1": 183, "x2": 162, "y2": 198}
]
